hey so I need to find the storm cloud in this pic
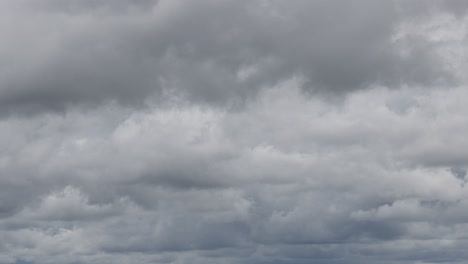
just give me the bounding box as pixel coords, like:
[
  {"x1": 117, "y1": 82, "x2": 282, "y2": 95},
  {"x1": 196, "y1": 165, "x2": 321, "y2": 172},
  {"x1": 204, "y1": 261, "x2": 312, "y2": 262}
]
[{"x1": 1, "y1": 1, "x2": 468, "y2": 264}]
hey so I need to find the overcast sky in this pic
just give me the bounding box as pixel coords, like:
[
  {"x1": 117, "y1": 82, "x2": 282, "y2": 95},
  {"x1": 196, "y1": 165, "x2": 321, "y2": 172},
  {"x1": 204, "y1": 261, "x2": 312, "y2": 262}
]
[{"x1": 1, "y1": 0, "x2": 468, "y2": 263}]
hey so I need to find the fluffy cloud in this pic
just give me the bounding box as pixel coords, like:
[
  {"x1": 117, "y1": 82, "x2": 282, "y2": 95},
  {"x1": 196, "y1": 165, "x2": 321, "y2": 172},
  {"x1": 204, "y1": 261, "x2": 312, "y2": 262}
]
[{"x1": 1, "y1": 1, "x2": 468, "y2": 264}]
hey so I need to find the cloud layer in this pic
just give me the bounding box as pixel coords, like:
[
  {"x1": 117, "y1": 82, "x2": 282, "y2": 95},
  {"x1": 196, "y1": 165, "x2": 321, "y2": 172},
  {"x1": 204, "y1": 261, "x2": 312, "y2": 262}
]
[
  {"x1": 1, "y1": 1, "x2": 468, "y2": 264},
  {"x1": 1, "y1": 0, "x2": 464, "y2": 114}
]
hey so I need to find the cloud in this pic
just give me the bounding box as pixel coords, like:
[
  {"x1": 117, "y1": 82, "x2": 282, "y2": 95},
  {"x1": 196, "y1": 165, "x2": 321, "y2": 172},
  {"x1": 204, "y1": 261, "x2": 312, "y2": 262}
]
[
  {"x1": 1, "y1": 81, "x2": 468, "y2": 263},
  {"x1": 0, "y1": 0, "x2": 465, "y2": 116},
  {"x1": 1, "y1": 1, "x2": 468, "y2": 264}
]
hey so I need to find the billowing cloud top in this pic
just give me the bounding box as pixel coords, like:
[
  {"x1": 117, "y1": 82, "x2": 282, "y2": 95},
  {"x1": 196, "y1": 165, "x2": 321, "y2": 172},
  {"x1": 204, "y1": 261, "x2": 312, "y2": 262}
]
[{"x1": 1, "y1": 1, "x2": 468, "y2": 264}]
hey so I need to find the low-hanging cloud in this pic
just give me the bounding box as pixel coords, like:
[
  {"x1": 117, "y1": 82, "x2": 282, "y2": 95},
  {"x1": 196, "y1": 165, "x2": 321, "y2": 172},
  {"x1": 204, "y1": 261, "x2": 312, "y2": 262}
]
[
  {"x1": 2, "y1": 83, "x2": 468, "y2": 263},
  {"x1": 0, "y1": 0, "x2": 465, "y2": 116},
  {"x1": 1, "y1": 1, "x2": 468, "y2": 264}
]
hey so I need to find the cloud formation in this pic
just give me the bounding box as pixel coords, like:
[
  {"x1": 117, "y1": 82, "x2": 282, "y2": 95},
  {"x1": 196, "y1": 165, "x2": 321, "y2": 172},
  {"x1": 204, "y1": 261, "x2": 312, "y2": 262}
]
[
  {"x1": 1, "y1": 1, "x2": 468, "y2": 264},
  {"x1": 1, "y1": 0, "x2": 465, "y2": 115}
]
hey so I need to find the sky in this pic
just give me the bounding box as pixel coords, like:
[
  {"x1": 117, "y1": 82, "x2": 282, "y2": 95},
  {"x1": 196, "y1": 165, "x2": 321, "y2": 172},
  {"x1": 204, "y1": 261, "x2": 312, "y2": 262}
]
[{"x1": 1, "y1": 0, "x2": 468, "y2": 263}]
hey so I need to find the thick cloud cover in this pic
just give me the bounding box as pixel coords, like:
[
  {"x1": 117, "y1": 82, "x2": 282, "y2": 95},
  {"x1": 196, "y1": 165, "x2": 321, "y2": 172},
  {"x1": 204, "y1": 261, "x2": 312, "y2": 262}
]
[
  {"x1": 1, "y1": 1, "x2": 468, "y2": 264},
  {"x1": 1, "y1": 0, "x2": 465, "y2": 114}
]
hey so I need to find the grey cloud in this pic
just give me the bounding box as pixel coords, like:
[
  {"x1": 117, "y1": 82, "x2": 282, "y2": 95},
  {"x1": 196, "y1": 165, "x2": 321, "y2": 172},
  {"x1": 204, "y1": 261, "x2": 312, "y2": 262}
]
[
  {"x1": 36, "y1": 0, "x2": 158, "y2": 13},
  {"x1": 1, "y1": 1, "x2": 468, "y2": 264},
  {"x1": 399, "y1": 0, "x2": 468, "y2": 17},
  {"x1": 1, "y1": 84, "x2": 468, "y2": 263},
  {"x1": 451, "y1": 167, "x2": 467, "y2": 181},
  {"x1": 0, "y1": 0, "x2": 462, "y2": 116}
]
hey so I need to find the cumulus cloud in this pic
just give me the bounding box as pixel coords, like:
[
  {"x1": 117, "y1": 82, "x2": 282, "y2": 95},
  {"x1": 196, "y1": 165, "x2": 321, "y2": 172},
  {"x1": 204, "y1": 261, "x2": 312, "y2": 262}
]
[{"x1": 1, "y1": 1, "x2": 468, "y2": 264}]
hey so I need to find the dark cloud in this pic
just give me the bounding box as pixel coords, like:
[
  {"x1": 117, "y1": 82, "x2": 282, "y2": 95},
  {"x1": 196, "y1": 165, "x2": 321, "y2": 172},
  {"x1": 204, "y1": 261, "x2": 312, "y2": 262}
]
[
  {"x1": 0, "y1": 0, "x2": 462, "y2": 116},
  {"x1": 451, "y1": 167, "x2": 467, "y2": 182},
  {"x1": 1, "y1": 1, "x2": 468, "y2": 264}
]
